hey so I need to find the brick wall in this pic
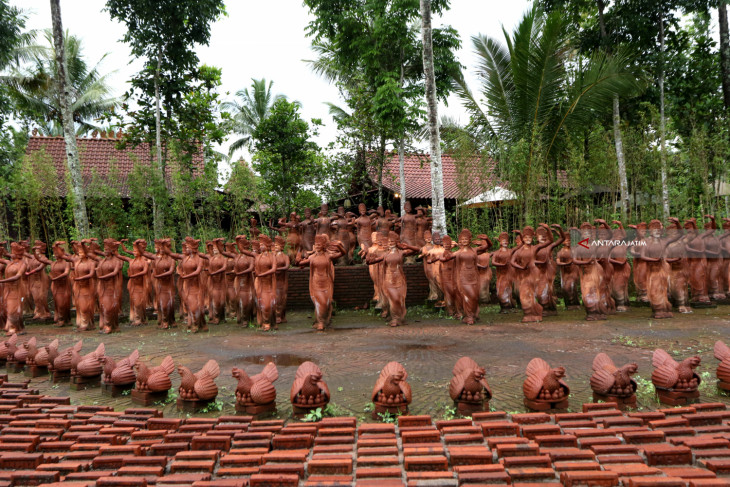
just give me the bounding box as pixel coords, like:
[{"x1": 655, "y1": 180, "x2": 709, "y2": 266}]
[{"x1": 286, "y1": 264, "x2": 429, "y2": 310}]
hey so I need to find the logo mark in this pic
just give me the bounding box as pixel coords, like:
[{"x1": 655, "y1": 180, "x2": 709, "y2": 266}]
[{"x1": 578, "y1": 238, "x2": 590, "y2": 249}]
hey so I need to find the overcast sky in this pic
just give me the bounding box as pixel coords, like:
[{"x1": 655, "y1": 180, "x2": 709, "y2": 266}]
[{"x1": 14, "y1": 0, "x2": 532, "y2": 172}]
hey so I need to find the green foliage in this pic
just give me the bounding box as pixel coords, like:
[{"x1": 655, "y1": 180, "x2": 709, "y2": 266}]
[
  {"x1": 252, "y1": 99, "x2": 324, "y2": 216},
  {"x1": 301, "y1": 407, "x2": 324, "y2": 422},
  {"x1": 85, "y1": 162, "x2": 126, "y2": 239},
  {"x1": 377, "y1": 411, "x2": 399, "y2": 423}
]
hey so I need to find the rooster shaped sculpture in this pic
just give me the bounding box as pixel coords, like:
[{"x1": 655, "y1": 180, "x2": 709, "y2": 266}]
[
  {"x1": 714, "y1": 341, "x2": 730, "y2": 391},
  {"x1": 178, "y1": 360, "x2": 220, "y2": 402},
  {"x1": 51, "y1": 340, "x2": 83, "y2": 373},
  {"x1": 290, "y1": 361, "x2": 329, "y2": 413},
  {"x1": 71, "y1": 343, "x2": 105, "y2": 378},
  {"x1": 134, "y1": 356, "x2": 174, "y2": 392},
  {"x1": 32, "y1": 339, "x2": 58, "y2": 368},
  {"x1": 590, "y1": 353, "x2": 638, "y2": 406},
  {"x1": 371, "y1": 361, "x2": 412, "y2": 418},
  {"x1": 12, "y1": 336, "x2": 35, "y2": 365},
  {"x1": 523, "y1": 358, "x2": 570, "y2": 410},
  {"x1": 652, "y1": 349, "x2": 700, "y2": 391},
  {"x1": 232, "y1": 362, "x2": 278, "y2": 413},
  {"x1": 449, "y1": 357, "x2": 492, "y2": 413},
  {"x1": 0, "y1": 334, "x2": 18, "y2": 362},
  {"x1": 103, "y1": 349, "x2": 139, "y2": 386}
]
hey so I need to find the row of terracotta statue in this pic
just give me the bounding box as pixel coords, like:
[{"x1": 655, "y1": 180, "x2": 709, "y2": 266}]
[
  {"x1": 1, "y1": 214, "x2": 729, "y2": 334},
  {"x1": 0, "y1": 333, "x2": 725, "y2": 414}
]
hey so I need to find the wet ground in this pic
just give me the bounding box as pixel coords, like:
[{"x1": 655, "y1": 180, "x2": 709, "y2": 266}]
[{"x1": 12, "y1": 302, "x2": 730, "y2": 421}]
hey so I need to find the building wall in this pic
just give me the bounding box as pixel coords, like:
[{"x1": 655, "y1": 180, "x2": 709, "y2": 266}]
[{"x1": 286, "y1": 264, "x2": 429, "y2": 310}]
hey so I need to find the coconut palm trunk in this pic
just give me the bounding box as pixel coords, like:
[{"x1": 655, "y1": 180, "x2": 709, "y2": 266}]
[
  {"x1": 49, "y1": 0, "x2": 89, "y2": 237},
  {"x1": 659, "y1": 12, "x2": 669, "y2": 218},
  {"x1": 720, "y1": 1, "x2": 730, "y2": 109},
  {"x1": 152, "y1": 53, "x2": 165, "y2": 238},
  {"x1": 420, "y1": 0, "x2": 447, "y2": 234}
]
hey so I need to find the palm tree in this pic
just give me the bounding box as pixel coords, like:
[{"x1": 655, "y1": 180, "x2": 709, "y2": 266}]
[
  {"x1": 222, "y1": 78, "x2": 288, "y2": 157},
  {"x1": 3, "y1": 29, "x2": 119, "y2": 135},
  {"x1": 454, "y1": 5, "x2": 642, "y2": 221}
]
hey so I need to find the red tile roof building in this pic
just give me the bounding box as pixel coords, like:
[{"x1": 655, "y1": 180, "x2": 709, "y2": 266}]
[
  {"x1": 368, "y1": 152, "x2": 501, "y2": 201},
  {"x1": 25, "y1": 135, "x2": 204, "y2": 197}
]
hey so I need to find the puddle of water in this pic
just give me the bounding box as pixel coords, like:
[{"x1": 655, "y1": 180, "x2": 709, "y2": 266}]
[
  {"x1": 395, "y1": 343, "x2": 447, "y2": 351},
  {"x1": 240, "y1": 353, "x2": 312, "y2": 367}
]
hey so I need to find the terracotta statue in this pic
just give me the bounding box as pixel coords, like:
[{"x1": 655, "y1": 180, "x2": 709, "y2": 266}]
[
  {"x1": 362, "y1": 232, "x2": 384, "y2": 309},
  {"x1": 684, "y1": 218, "x2": 712, "y2": 306},
  {"x1": 441, "y1": 229, "x2": 489, "y2": 324},
  {"x1": 534, "y1": 224, "x2": 565, "y2": 316},
  {"x1": 248, "y1": 218, "x2": 261, "y2": 240},
  {"x1": 354, "y1": 203, "x2": 375, "y2": 255},
  {"x1": 510, "y1": 227, "x2": 552, "y2": 323},
  {"x1": 178, "y1": 359, "x2": 219, "y2": 402},
  {"x1": 233, "y1": 362, "x2": 278, "y2": 414},
  {"x1": 95, "y1": 239, "x2": 124, "y2": 333},
  {"x1": 449, "y1": 357, "x2": 492, "y2": 415},
  {"x1": 71, "y1": 343, "x2": 105, "y2": 379},
  {"x1": 523, "y1": 358, "x2": 569, "y2": 410},
  {"x1": 665, "y1": 218, "x2": 691, "y2": 313},
  {"x1": 253, "y1": 235, "x2": 278, "y2": 331},
  {"x1": 572, "y1": 223, "x2": 608, "y2": 321},
  {"x1": 331, "y1": 206, "x2": 354, "y2": 265},
  {"x1": 367, "y1": 232, "x2": 419, "y2": 326},
  {"x1": 28, "y1": 338, "x2": 58, "y2": 368},
  {"x1": 641, "y1": 220, "x2": 676, "y2": 319},
  {"x1": 12, "y1": 336, "x2": 35, "y2": 366},
  {"x1": 315, "y1": 204, "x2": 335, "y2": 238},
  {"x1": 721, "y1": 218, "x2": 730, "y2": 295},
  {"x1": 272, "y1": 213, "x2": 302, "y2": 262},
  {"x1": 652, "y1": 349, "x2": 700, "y2": 405},
  {"x1": 233, "y1": 235, "x2": 255, "y2": 324},
  {"x1": 297, "y1": 234, "x2": 344, "y2": 330},
  {"x1": 415, "y1": 207, "x2": 432, "y2": 248},
  {"x1": 224, "y1": 242, "x2": 238, "y2": 317},
  {"x1": 714, "y1": 340, "x2": 730, "y2": 390},
  {"x1": 628, "y1": 222, "x2": 649, "y2": 304},
  {"x1": 590, "y1": 353, "x2": 638, "y2": 406},
  {"x1": 33, "y1": 242, "x2": 72, "y2": 327},
  {"x1": 492, "y1": 232, "x2": 516, "y2": 313},
  {"x1": 372, "y1": 206, "x2": 395, "y2": 237},
  {"x1": 134, "y1": 355, "x2": 175, "y2": 393},
  {"x1": 593, "y1": 220, "x2": 616, "y2": 314},
  {"x1": 103, "y1": 349, "x2": 139, "y2": 386},
  {"x1": 152, "y1": 239, "x2": 178, "y2": 329},
  {"x1": 206, "y1": 238, "x2": 228, "y2": 325},
  {"x1": 555, "y1": 231, "x2": 580, "y2": 310},
  {"x1": 50, "y1": 339, "x2": 82, "y2": 374},
  {"x1": 18, "y1": 240, "x2": 32, "y2": 315},
  {"x1": 299, "y1": 208, "x2": 316, "y2": 253},
  {"x1": 398, "y1": 201, "x2": 418, "y2": 264},
  {"x1": 24, "y1": 241, "x2": 50, "y2": 320},
  {"x1": 419, "y1": 231, "x2": 441, "y2": 304},
  {"x1": 436, "y1": 235, "x2": 461, "y2": 317},
  {"x1": 291, "y1": 361, "x2": 330, "y2": 412},
  {"x1": 0, "y1": 243, "x2": 29, "y2": 335},
  {"x1": 703, "y1": 215, "x2": 725, "y2": 301},
  {"x1": 0, "y1": 245, "x2": 7, "y2": 329},
  {"x1": 608, "y1": 221, "x2": 631, "y2": 312},
  {"x1": 126, "y1": 239, "x2": 149, "y2": 326},
  {"x1": 476, "y1": 234, "x2": 492, "y2": 305},
  {"x1": 178, "y1": 237, "x2": 208, "y2": 333},
  {"x1": 271, "y1": 236, "x2": 290, "y2": 325},
  {"x1": 371, "y1": 361, "x2": 412, "y2": 418}
]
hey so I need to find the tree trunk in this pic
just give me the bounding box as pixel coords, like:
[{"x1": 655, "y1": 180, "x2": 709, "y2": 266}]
[
  {"x1": 597, "y1": 0, "x2": 629, "y2": 219},
  {"x1": 398, "y1": 138, "x2": 406, "y2": 216},
  {"x1": 720, "y1": 1, "x2": 730, "y2": 109},
  {"x1": 420, "y1": 0, "x2": 447, "y2": 235},
  {"x1": 152, "y1": 54, "x2": 165, "y2": 238},
  {"x1": 659, "y1": 13, "x2": 670, "y2": 218},
  {"x1": 49, "y1": 0, "x2": 89, "y2": 238},
  {"x1": 378, "y1": 133, "x2": 386, "y2": 208}
]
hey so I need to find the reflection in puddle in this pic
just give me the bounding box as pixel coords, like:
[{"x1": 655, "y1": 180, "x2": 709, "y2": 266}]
[{"x1": 239, "y1": 353, "x2": 312, "y2": 367}]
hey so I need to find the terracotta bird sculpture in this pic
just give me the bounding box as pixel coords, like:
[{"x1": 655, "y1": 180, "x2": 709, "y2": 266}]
[
  {"x1": 523, "y1": 358, "x2": 570, "y2": 409},
  {"x1": 232, "y1": 362, "x2": 279, "y2": 408},
  {"x1": 290, "y1": 361, "x2": 329, "y2": 411},
  {"x1": 134, "y1": 355, "x2": 175, "y2": 392},
  {"x1": 72, "y1": 343, "x2": 105, "y2": 378},
  {"x1": 714, "y1": 340, "x2": 730, "y2": 388},
  {"x1": 31, "y1": 339, "x2": 58, "y2": 367},
  {"x1": 449, "y1": 357, "x2": 492, "y2": 409},
  {"x1": 178, "y1": 359, "x2": 220, "y2": 401},
  {"x1": 0, "y1": 334, "x2": 18, "y2": 361},
  {"x1": 372, "y1": 361, "x2": 412, "y2": 408},
  {"x1": 12, "y1": 336, "x2": 35, "y2": 364},
  {"x1": 103, "y1": 349, "x2": 139, "y2": 386},
  {"x1": 51, "y1": 340, "x2": 83, "y2": 372},
  {"x1": 590, "y1": 353, "x2": 638, "y2": 401},
  {"x1": 652, "y1": 349, "x2": 701, "y2": 391}
]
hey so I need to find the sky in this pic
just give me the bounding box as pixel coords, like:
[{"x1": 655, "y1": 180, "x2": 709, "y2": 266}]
[{"x1": 13, "y1": 0, "x2": 532, "y2": 174}]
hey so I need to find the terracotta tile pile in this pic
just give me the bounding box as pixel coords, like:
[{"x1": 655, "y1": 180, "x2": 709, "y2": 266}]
[{"x1": 0, "y1": 376, "x2": 728, "y2": 486}]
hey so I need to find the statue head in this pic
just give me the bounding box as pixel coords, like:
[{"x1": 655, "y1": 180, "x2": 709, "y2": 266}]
[
  {"x1": 579, "y1": 222, "x2": 594, "y2": 239},
  {"x1": 498, "y1": 232, "x2": 509, "y2": 248},
  {"x1": 684, "y1": 218, "x2": 697, "y2": 232},
  {"x1": 274, "y1": 236, "x2": 285, "y2": 252},
  {"x1": 259, "y1": 235, "x2": 273, "y2": 251},
  {"x1": 304, "y1": 208, "x2": 312, "y2": 218},
  {"x1": 522, "y1": 226, "x2": 535, "y2": 245},
  {"x1": 442, "y1": 235, "x2": 452, "y2": 249},
  {"x1": 388, "y1": 231, "x2": 400, "y2": 249},
  {"x1": 314, "y1": 233, "x2": 329, "y2": 252},
  {"x1": 432, "y1": 231, "x2": 442, "y2": 246},
  {"x1": 359, "y1": 203, "x2": 367, "y2": 215},
  {"x1": 404, "y1": 200, "x2": 412, "y2": 213},
  {"x1": 52, "y1": 241, "x2": 66, "y2": 258},
  {"x1": 458, "y1": 228, "x2": 472, "y2": 248},
  {"x1": 424, "y1": 230, "x2": 432, "y2": 243},
  {"x1": 103, "y1": 238, "x2": 120, "y2": 256},
  {"x1": 648, "y1": 219, "x2": 663, "y2": 238}
]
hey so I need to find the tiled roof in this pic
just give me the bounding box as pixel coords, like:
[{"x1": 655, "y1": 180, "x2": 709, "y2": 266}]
[
  {"x1": 369, "y1": 153, "x2": 500, "y2": 201},
  {"x1": 25, "y1": 135, "x2": 204, "y2": 197}
]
